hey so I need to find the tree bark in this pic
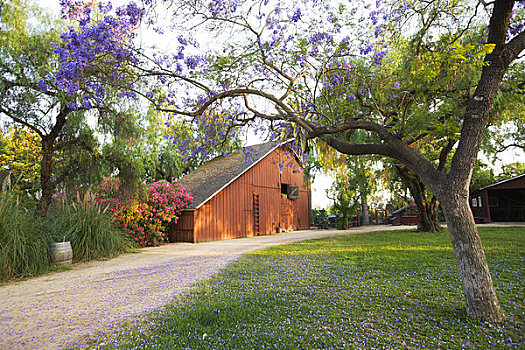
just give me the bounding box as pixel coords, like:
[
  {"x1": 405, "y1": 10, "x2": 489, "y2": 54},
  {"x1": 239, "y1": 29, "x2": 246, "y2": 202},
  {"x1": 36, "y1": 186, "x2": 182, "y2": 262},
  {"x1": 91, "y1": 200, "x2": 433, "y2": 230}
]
[
  {"x1": 421, "y1": 197, "x2": 441, "y2": 233},
  {"x1": 341, "y1": 213, "x2": 349, "y2": 230},
  {"x1": 437, "y1": 184, "x2": 503, "y2": 322},
  {"x1": 360, "y1": 195, "x2": 369, "y2": 226},
  {"x1": 36, "y1": 138, "x2": 54, "y2": 217},
  {"x1": 396, "y1": 165, "x2": 442, "y2": 233}
]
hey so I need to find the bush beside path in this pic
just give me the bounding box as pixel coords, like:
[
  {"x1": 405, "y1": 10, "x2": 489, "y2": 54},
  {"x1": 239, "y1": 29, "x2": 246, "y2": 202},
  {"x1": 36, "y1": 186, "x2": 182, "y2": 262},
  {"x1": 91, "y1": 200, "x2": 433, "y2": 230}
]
[{"x1": 0, "y1": 225, "x2": 403, "y2": 349}]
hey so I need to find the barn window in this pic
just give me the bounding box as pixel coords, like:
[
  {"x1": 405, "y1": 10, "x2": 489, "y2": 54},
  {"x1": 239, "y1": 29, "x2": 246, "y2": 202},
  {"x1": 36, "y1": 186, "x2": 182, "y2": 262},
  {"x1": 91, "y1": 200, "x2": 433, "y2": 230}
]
[
  {"x1": 478, "y1": 196, "x2": 482, "y2": 208},
  {"x1": 472, "y1": 198, "x2": 477, "y2": 207},
  {"x1": 281, "y1": 183, "x2": 299, "y2": 200},
  {"x1": 281, "y1": 183, "x2": 288, "y2": 196}
]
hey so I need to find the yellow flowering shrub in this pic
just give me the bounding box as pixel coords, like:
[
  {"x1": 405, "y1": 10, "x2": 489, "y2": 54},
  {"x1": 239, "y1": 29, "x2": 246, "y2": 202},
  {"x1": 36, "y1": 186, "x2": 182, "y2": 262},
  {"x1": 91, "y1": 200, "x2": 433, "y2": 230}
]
[{"x1": 0, "y1": 127, "x2": 41, "y2": 193}]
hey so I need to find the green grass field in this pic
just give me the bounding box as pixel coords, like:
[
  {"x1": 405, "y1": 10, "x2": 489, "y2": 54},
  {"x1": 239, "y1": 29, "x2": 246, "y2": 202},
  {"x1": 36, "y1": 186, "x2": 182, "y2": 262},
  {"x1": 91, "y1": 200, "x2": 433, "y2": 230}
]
[{"x1": 81, "y1": 227, "x2": 524, "y2": 349}]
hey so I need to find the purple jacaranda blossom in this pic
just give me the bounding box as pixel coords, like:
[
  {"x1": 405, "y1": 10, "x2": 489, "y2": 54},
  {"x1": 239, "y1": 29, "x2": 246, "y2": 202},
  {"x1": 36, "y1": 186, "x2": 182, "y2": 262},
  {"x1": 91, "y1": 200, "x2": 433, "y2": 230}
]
[
  {"x1": 291, "y1": 8, "x2": 301, "y2": 22},
  {"x1": 36, "y1": 79, "x2": 48, "y2": 91}
]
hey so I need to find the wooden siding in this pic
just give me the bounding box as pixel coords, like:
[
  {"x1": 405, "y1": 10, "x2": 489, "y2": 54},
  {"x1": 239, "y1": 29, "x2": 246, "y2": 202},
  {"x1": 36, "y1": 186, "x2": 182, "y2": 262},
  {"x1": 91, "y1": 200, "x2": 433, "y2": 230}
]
[
  {"x1": 470, "y1": 191, "x2": 491, "y2": 221},
  {"x1": 193, "y1": 170, "x2": 252, "y2": 242},
  {"x1": 172, "y1": 146, "x2": 311, "y2": 243},
  {"x1": 169, "y1": 210, "x2": 195, "y2": 242}
]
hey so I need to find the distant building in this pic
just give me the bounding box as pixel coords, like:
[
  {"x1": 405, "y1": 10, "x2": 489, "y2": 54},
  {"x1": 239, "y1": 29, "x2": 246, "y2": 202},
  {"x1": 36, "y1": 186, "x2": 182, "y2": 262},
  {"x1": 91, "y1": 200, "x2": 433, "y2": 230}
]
[
  {"x1": 470, "y1": 174, "x2": 525, "y2": 222},
  {"x1": 169, "y1": 141, "x2": 311, "y2": 242},
  {"x1": 390, "y1": 204, "x2": 418, "y2": 225}
]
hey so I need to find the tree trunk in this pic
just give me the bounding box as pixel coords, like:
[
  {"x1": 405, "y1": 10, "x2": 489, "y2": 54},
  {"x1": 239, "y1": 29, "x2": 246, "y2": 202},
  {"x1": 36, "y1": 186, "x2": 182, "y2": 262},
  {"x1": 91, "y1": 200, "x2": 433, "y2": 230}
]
[
  {"x1": 36, "y1": 140, "x2": 54, "y2": 217},
  {"x1": 419, "y1": 197, "x2": 442, "y2": 233},
  {"x1": 396, "y1": 165, "x2": 442, "y2": 233},
  {"x1": 438, "y1": 186, "x2": 503, "y2": 322},
  {"x1": 360, "y1": 196, "x2": 369, "y2": 225},
  {"x1": 34, "y1": 107, "x2": 71, "y2": 217}
]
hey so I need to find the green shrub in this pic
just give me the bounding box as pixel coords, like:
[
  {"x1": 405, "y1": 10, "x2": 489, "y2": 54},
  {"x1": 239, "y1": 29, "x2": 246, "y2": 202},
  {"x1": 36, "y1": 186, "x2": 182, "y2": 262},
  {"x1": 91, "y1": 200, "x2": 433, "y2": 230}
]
[
  {"x1": 0, "y1": 193, "x2": 50, "y2": 281},
  {"x1": 46, "y1": 191, "x2": 134, "y2": 261}
]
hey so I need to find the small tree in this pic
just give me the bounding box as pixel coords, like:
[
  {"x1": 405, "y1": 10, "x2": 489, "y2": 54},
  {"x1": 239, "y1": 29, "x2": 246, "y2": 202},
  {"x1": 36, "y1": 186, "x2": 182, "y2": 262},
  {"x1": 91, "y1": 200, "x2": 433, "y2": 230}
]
[{"x1": 327, "y1": 179, "x2": 358, "y2": 229}]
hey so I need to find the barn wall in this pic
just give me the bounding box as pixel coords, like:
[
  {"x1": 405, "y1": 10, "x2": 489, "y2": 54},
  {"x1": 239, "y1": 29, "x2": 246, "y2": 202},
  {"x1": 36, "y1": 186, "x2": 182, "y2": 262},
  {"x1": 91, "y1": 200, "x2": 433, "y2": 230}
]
[
  {"x1": 486, "y1": 188, "x2": 525, "y2": 221},
  {"x1": 470, "y1": 176, "x2": 525, "y2": 222},
  {"x1": 295, "y1": 187, "x2": 311, "y2": 229},
  {"x1": 192, "y1": 146, "x2": 311, "y2": 243},
  {"x1": 193, "y1": 171, "x2": 252, "y2": 242},
  {"x1": 470, "y1": 190, "x2": 491, "y2": 221},
  {"x1": 275, "y1": 147, "x2": 311, "y2": 230},
  {"x1": 251, "y1": 146, "x2": 283, "y2": 236},
  {"x1": 168, "y1": 210, "x2": 195, "y2": 243}
]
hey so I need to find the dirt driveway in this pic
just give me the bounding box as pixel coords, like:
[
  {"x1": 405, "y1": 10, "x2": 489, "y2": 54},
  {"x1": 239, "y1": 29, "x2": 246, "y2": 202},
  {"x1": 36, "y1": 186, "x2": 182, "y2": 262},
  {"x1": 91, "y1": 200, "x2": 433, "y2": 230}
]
[{"x1": 0, "y1": 225, "x2": 411, "y2": 349}]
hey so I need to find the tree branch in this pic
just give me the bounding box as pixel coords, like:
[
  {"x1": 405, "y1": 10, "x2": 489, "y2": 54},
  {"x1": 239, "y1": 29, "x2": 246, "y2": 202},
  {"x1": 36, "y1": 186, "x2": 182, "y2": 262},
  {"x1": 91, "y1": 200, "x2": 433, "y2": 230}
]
[
  {"x1": 486, "y1": 0, "x2": 513, "y2": 47},
  {"x1": 0, "y1": 106, "x2": 45, "y2": 137},
  {"x1": 322, "y1": 136, "x2": 396, "y2": 159},
  {"x1": 45, "y1": 106, "x2": 71, "y2": 144},
  {"x1": 449, "y1": 1, "x2": 521, "y2": 185},
  {"x1": 437, "y1": 139, "x2": 455, "y2": 173},
  {"x1": 505, "y1": 30, "x2": 525, "y2": 65},
  {"x1": 159, "y1": 87, "x2": 315, "y2": 132}
]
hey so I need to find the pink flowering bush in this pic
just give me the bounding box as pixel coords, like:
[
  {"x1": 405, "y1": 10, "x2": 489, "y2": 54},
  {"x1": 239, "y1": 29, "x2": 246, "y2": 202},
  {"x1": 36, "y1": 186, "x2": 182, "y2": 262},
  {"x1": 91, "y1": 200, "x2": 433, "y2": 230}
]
[
  {"x1": 95, "y1": 179, "x2": 192, "y2": 247},
  {"x1": 95, "y1": 177, "x2": 123, "y2": 214}
]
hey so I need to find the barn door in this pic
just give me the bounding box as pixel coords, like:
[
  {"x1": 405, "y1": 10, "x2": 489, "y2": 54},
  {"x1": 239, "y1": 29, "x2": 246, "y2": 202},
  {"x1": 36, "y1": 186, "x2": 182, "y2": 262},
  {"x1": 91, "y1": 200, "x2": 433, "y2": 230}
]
[
  {"x1": 280, "y1": 200, "x2": 293, "y2": 231},
  {"x1": 253, "y1": 193, "x2": 260, "y2": 236}
]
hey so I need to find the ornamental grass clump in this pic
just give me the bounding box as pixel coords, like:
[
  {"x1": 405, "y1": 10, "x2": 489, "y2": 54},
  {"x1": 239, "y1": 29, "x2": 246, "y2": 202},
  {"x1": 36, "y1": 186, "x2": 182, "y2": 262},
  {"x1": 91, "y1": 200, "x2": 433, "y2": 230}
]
[
  {"x1": 95, "y1": 178, "x2": 192, "y2": 247},
  {"x1": 46, "y1": 190, "x2": 134, "y2": 261},
  {"x1": 0, "y1": 193, "x2": 50, "y2": 281}
]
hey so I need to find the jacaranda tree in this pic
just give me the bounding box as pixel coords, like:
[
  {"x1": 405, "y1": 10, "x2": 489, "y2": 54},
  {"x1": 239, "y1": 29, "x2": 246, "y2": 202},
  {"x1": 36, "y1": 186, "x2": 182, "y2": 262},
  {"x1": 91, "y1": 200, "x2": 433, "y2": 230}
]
[
  {"x1": 53, "y1": 0, "x2": 525, "y2": 322},
  {"x1": 0, "y1": 0, "x2": 144, "y2": 215}
]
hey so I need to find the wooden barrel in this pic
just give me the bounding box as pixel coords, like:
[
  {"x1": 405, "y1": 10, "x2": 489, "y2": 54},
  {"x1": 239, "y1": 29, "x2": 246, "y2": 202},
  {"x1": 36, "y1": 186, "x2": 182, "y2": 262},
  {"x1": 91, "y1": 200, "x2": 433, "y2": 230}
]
[{"x1": 49, "y1": 242, "x2": 73, "y2": 266}]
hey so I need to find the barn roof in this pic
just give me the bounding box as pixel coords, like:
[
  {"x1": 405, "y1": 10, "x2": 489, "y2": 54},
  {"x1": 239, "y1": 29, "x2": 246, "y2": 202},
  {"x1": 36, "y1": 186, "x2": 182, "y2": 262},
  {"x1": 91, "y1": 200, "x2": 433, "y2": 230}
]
[{"x1": 179, "y1": 140, "x2": 292, "y2": 209}]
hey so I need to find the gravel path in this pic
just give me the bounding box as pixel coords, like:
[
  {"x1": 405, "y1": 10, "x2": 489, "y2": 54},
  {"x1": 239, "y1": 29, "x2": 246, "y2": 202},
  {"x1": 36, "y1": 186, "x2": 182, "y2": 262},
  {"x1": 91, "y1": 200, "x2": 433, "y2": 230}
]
[{"x1": 0, "y1": 226, "x2": 411, "y2": 349}]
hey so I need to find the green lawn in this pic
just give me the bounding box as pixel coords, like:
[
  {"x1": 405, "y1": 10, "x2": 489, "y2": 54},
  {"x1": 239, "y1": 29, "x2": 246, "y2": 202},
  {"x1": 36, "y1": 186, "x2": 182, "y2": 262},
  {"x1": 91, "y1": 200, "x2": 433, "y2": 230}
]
[{"x1": 81, "y1": 227, "x2": 524, "y2": 349}]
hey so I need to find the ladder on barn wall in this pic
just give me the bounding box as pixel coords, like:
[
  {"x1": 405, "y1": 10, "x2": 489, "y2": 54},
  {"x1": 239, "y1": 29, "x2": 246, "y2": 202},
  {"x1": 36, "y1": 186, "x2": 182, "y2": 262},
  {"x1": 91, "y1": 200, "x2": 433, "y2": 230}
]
[{"x1": 253, "y1": 193, "x2": 260, "y2": 235}]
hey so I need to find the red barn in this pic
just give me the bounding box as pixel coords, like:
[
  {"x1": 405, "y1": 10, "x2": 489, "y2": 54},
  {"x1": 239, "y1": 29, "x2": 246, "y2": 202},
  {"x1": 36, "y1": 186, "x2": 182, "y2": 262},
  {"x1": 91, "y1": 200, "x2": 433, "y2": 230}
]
[
  {"x1": 470, "y1": 173, "x2": 525, "y2": 223},
  {"x1": 169, "y1": 141, "x2": 312, "y2": 242}
]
